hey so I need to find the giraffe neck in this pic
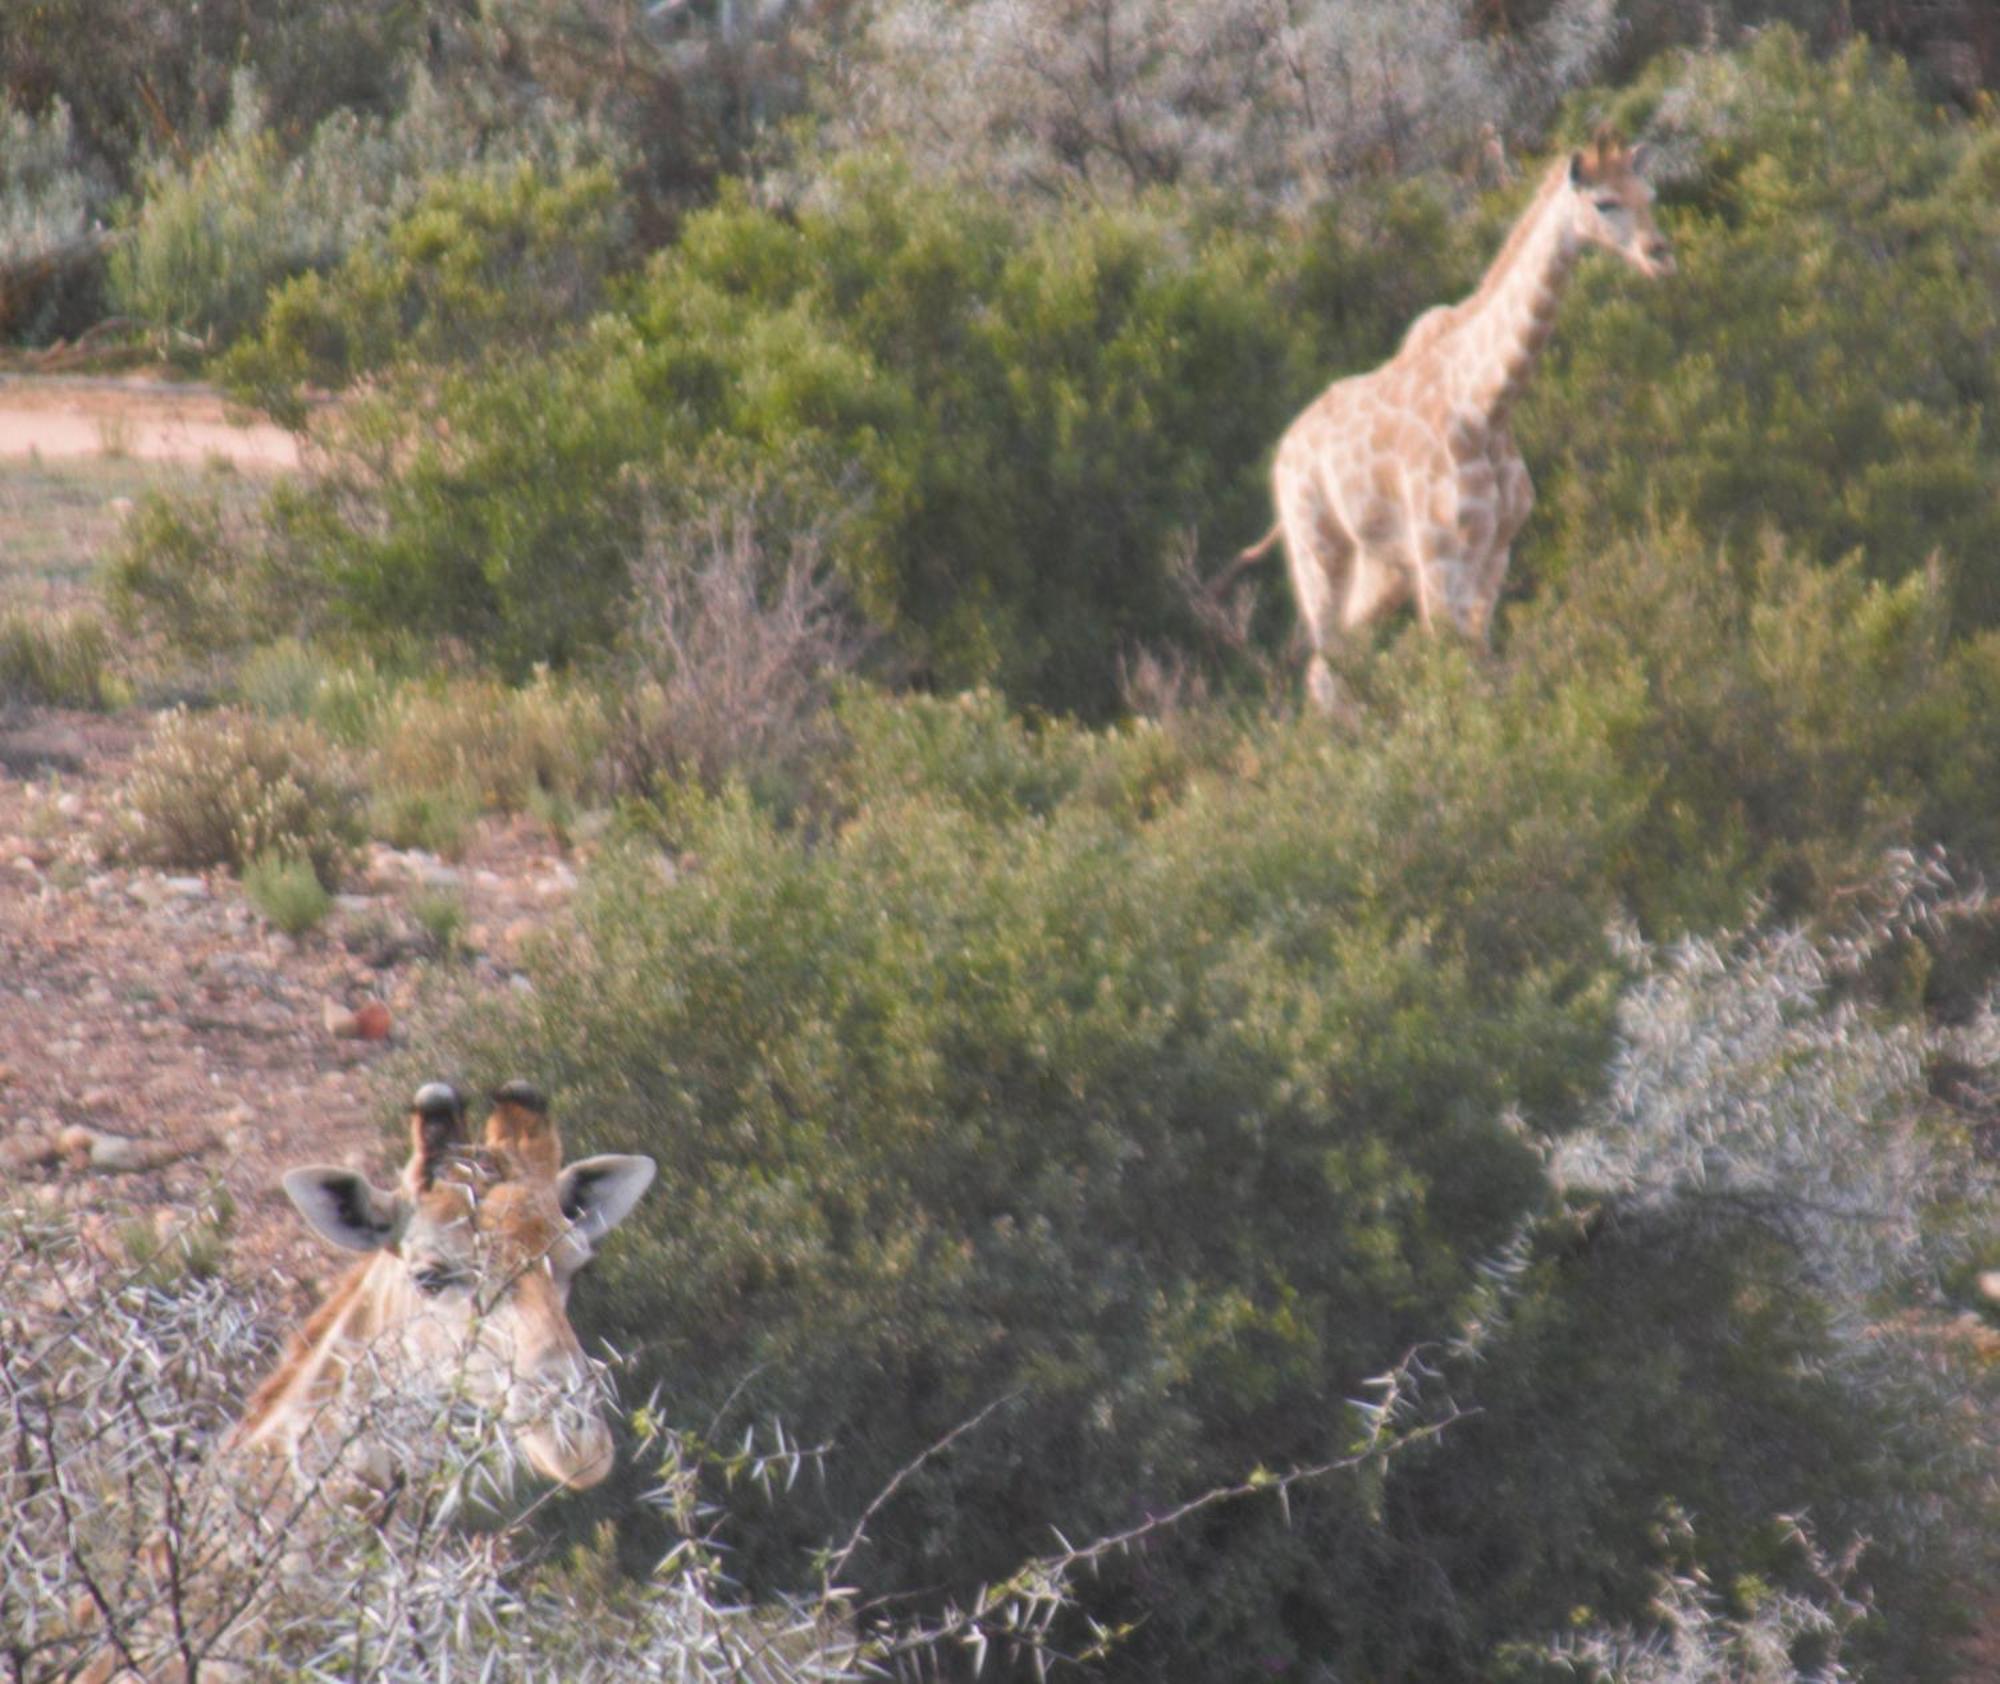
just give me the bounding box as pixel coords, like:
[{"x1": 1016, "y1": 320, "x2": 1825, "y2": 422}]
[
  {"x1": 1449, "y1": 172, "x2": 1579, "y2": 420},
  {"x1": 233, "y1": 1256, "x2": 396, "y2": 1452}
]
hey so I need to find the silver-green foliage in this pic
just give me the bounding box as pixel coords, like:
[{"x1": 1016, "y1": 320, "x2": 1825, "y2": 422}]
[
  {"x1": 110, "y1": 65, "x2": 625, "y2": 347},
  {"x1": 0, "y1": 97, "x2": 99, "y2": 264},
  {"x1": 0, "y1": 1205, "x2": 862, "y2": 1684},
  {"x1": 820, "y1": 0, "x2": 1621, "y2": 205}
]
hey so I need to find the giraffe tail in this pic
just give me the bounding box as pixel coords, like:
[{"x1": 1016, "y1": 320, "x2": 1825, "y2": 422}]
[
  {"x1": 1236, "y1": 522, "x2": 1283, "y2": 568},
  {"x1": 1205, "y1": 523, "x2": 1282, "y2": 598}
]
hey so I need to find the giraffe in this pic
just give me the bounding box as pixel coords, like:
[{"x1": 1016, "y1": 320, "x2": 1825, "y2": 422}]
[
  {"x1": 1242, "y1": 127, "x2": 1673, "y2": 714},
  {"x1": 231, "y1": 1079, "x2": 656, "y2": 1494}
]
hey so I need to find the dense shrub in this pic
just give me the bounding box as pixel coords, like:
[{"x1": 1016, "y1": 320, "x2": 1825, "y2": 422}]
[
  {"x1": 105, "y1": 486, "x2": 328, "y2": 659},
  {"x1": 1509, "y1": 526, "x2": 2000, "y2": 924},
  {"x1": 222, "y1": 162, "x2": 632, "y2": 424},
  {"x1": 433, "y1": 676, "x2": 1642, "y2": 1675},
  {"x1": 425, "y1": 684, "x2": 1991, "y2": 1678},
  {"x1": 233, "y1": 163, "x2": 1312, "y2": 709},
  {"x1": 114, "y1": 707, "x2": 362, "y2": 886}
]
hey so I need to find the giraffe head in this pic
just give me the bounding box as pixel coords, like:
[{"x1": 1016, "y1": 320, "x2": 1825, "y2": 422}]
[
  {"x1": 1566, "y1": 127, "x2": 1673, "y2": 279},
  {"x1": 277, "y1": 1081, "x2": 655, "y2": 1490}
]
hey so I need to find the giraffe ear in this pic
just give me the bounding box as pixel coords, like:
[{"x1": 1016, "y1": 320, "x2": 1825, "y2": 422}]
[
  {"x1": 557, "y1": 1154, "x2": 656, "y2": 1243},
  {"x1": 1628, "y1": 141, "x2": 1656, "y2": 178},
  {"x1": 1568, "y1": 150, "x2": 1589, "y2": 187},
  {"x1": 283, "y1": 1168, "x2": 407, "y2": 1252}
]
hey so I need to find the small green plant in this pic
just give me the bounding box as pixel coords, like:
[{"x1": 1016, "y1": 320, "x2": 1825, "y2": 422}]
[
  {"x1": 0, "y1": 610, "x2": 119, "y2": 709},
  {"x1": 243, "y1": 849, "x2": 334, "y2": 935},
  {"x1": 369, "y1": 670, "x2": 606, "y2": 817},
  {"x1": 408, "y1": 885, "x2": 466, "y2": 957},
  {"x1": 369, "y1": 779, "x2": 482, "y2": 859},
  {"x1": 235, "y1": 641, "x2": 392, "y2": 746}
]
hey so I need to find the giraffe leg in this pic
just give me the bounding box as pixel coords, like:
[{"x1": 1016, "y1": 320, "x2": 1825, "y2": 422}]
[
  {"x1": 1417, "y1": 528, "x2": 1483, "y2": 641},
  {"x1": 1277, "y1": 473, "x2": 1357, "y2": 718}
]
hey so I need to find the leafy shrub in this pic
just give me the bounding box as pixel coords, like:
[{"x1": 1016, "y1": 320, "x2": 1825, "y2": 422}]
[
  {"x1": 242, "y1": 848, "x2": 332, "y2": 934},
  {"x1": 105, "y1": 487, "x2": 327, "y2": 660},
  {"x1": 1505, "y1": 526, "x2": 2000, "y2": 927},
  {"x1": 0, "y1": 609, "x2": 117, "y2": 709},
  {"x1": 222, "y1": 161, "x2": 631, "y2": 425},
  {"x1": 432, "y1": 673, "x2": 1653, "y2": 1675},
  {"x1": 115, "y1": 707, "x2": 362, "y2": 886},
  {"x1": 431, "y1": 697, "x2": 1992, "y2": 1676},
  {"x1": 240, "y1": 163, "x2": 1317, "y2": 711}
]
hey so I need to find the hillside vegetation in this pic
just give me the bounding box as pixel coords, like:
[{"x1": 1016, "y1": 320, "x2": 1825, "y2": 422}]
[{"x1": 5, "y1": 5, "x2": 1999, "y2": 1681}]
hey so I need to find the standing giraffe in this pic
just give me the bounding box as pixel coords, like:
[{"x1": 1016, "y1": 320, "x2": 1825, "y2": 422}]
[{"x1": 1242, "y1": 127, "x2": 1673, "y2": 713}]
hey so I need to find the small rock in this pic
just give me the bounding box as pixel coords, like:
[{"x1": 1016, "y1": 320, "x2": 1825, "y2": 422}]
[
  {"x1": 56, "y1": 1124, "x2": 177, "y2": 1174},
  {"x1": 508, "y1": 972, "x2": 535, "y2": 995},
  {"x1": 162, "y1": 875, "x2": 208, "y2": 900},
  {"x1": 1979, "y1": 1270, "x2": 2000, "y2": 1305},
  {"x1": 325, "y1": 997, "x2": 393, "y2": 1041}
]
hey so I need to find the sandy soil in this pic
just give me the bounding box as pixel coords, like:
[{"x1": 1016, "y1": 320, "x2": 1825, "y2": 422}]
[{"x1": 0, "y1": 375, "x2": 300, "y2": 471}]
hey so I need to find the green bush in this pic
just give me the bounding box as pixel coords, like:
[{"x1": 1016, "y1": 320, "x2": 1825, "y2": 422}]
[
  {"x1": 114, "y1": 707, "x2": 362, "y2": 886},
  {"x1": 1510, "y1": 526, "x2": 2000, "y2": 926},
  {"x1": 222, "y1": 162, "x2": 630, "y2": 425},
  {"x1": 0, "y1": 610, "x2": 118, "y2": 709},
  {"x1": 418, "y1": 680, "x2": 1989, "y2": 1677},
  {"x1": 226, "y1": 162, "x2": 1321, "y2": 709},
  {"x1": 105, "y1": 488, "x2": 328, "y2": 661},
  {"x1": 434, "y1": 675, "x2": 1651, "y2": 1676}
]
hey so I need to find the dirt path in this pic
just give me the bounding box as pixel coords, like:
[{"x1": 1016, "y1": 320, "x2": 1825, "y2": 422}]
[{"x1": 0, "y1": 375, "x2": 300, "y2": 471}]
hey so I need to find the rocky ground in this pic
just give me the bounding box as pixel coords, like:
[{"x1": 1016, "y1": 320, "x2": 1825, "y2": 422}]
[{"x1": 0, "y1": 706, "x2": 579, "y2": 1319}]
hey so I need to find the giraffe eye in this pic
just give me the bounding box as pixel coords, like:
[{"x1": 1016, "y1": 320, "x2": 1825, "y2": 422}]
[
  {"x1": 412, "y1": 1262, "x2": 469, "y2": 1296},
  {"x1": 1594, "y1": 197, "x2": 1624, "y2": 215}
]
